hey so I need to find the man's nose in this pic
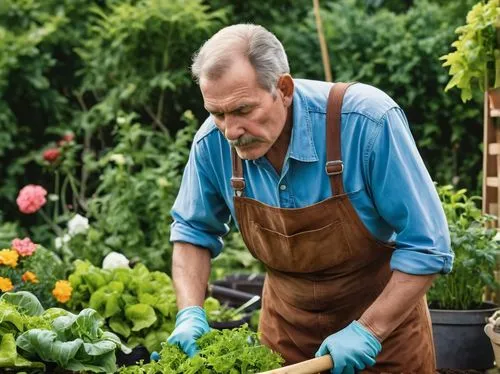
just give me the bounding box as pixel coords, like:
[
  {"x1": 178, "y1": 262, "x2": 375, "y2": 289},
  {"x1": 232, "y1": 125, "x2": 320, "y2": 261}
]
[{"x1": 223, "y1": 116, "x2": 244, "y2": 141}]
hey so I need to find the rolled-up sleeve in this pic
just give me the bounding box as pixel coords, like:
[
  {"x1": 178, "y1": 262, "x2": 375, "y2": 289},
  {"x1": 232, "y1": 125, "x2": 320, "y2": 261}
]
[
  {"x1": 170, "y1": 138, "x2": 230, "y2": 257},
  {"x1": 367, "y1": 107, "x2": 454, "y2": 275}
]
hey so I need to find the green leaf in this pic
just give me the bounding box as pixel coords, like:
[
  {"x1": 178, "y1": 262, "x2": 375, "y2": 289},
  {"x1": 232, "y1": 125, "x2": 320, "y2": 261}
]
[
  {"x1": 0, "y1": 333, "x2": 44, "y2": 368},
  {"x1": 0, "y1": 291, "x2": 44, "y2": 316},
  {"x1": 66, "y1": 350, "x2": 116, "y2": 373},
  {"x1": 143, "y1": 329, "x2": 168, "y2": 353},
  {"x1": 16, "y1": 330, "x2": 83, "y2": 367},
  {"x1": 0, "y1": 333, "x2": 18, "y2": 366},
  {"x1": 109, "y1": 315, "x2": 131, "y2": 338},
  {"x1": 80, "y1": 340, "x2": 116, "y2": 356},
  {"x1": 0, "y1": 303, "x2": 24, "y2": 332},
  {"x1": 125, "y1": 304, "x2": 157, "y2": 331},
  {"x1": 102, "y1": 330, "x2": 131, "y2": 354},
  {"x1": 72, "y1": 309, "x2": 102, "y2": 341}
]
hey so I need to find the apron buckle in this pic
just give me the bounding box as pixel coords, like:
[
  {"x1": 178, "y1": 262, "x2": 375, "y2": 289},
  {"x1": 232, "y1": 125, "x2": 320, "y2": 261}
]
[
  {"x1": 325, "y1": 160, "x2": 344, "y2": 176},
  {"x1": 231, "y1": 177, "x2": 246, "y2": 194}
]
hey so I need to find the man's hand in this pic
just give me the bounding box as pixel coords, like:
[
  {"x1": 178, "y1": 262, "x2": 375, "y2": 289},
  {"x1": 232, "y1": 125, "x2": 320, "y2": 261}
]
[
  {"x1": 315, "y1": 321, "x2": 381, "y2": 374},
  {"x1": 167, "y1": 306, "x2": 211, "y2": 357}
]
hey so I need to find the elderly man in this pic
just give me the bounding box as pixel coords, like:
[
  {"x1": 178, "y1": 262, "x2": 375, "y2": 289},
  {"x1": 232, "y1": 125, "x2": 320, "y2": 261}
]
[{"x1": 167, "y1": 24, "x2": 453, "y2": 373}]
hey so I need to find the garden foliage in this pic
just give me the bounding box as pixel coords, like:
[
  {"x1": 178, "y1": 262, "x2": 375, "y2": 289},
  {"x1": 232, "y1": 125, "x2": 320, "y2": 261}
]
[
  {"x1": 0, "y1": 291, "x2": 129, "y2": 372},
  {"x1": 119, "y1": 325, "x2": 284, "y2": 374},
  {"x1": 427, "y1": 185, "x2": 499, "y2": 309},
  {"x1": 0, "y1": 0, "x2": 492, "y2": 275},
  {"x1": 67, "y1": 260, "x2": 177, "y2": 353}
]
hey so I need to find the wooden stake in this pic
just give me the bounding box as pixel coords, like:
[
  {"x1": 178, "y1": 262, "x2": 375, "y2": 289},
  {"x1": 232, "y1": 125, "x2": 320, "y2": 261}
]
[{"x1": 313, "y1": 0, "x2": 332, "y2": 82}]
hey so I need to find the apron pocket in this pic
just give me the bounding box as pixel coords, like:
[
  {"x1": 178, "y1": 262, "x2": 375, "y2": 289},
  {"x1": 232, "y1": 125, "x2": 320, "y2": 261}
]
[{"x1": 250, "y1": 219, "x2": 352, "y2": 273}]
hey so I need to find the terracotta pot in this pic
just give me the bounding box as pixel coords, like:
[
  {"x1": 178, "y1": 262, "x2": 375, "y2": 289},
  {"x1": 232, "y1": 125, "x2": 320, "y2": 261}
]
[
  {"x1": 484, "y1": 323, "x2": 500, "y2": 369},
  {"x1": 488, "y1": 87, "x2": 500, "y2": 111}
]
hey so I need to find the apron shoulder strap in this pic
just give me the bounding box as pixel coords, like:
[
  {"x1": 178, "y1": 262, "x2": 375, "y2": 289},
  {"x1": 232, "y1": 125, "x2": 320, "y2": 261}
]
[
  {"x1": 231, "y1": 147, "x2": 245, "y2": 196},
  {"x1": 326, "y1": 82, "x2": 356, "y2": 196}
]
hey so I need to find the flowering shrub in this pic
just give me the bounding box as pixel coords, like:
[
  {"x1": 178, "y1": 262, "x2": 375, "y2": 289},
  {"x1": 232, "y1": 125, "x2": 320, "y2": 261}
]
[
  {"x1": 0, "y1": 249, "x2": 19, "y2": 268},
  {"x1": 42, "y1": 148, "x2": 61, "y2": 163},
  {"x1": 0, "y1": 276, "x2": 13, "y2": 292},
  {"x1": 0, "y1": 238, "x2": 66, "y2": 308},
  {"x1": 12, "y1": 237, "x2": 37, "y2": 257},
  {"x1": 67, "y1": 214, "x2": 89, "y2": 237},
  {"x1": 52, "y1": 280, "x2": 72, "y2": 303},
  {"x1": 16, "y1": 185, "x2": 47, "y2": 214}
]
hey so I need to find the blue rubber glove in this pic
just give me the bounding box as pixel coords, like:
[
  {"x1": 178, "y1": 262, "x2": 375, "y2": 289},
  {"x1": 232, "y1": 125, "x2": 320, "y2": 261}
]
[
  {"x1": 315, "y1": 320, "x2": 382, "y2": 374},
  {"x1": 166, "y1": 306, "x2": 210, "y2": 357}
]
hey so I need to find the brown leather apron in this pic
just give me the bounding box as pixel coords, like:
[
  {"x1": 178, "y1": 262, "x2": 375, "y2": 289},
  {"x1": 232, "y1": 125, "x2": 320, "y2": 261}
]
[{"x1": 230, "y1": 83, "x2": 436, "y2": 373}]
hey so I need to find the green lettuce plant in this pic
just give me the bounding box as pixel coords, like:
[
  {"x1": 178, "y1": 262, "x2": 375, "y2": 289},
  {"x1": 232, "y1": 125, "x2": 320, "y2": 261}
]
[
  {"x1": 0, "y1": 291, "x2": 48, "y2": 370},
  {"x1": 441, "y1": 0, "x2": 500, "y2": 102},
  {"x1": 67, "y1": 260, "x2": 177, "y2": 353},
  {"x1": 16, "y1": 308, "x2": 130, "y2": 373},
  {"x1": 0, "y1": 291, "x2": 129, "y2": 372},
  {"x1": 428, "y1": 185, "x2": 499, "y2": 309},
  {"x1": 119, "y1": 325, "x2": 283, "y2": 373}
]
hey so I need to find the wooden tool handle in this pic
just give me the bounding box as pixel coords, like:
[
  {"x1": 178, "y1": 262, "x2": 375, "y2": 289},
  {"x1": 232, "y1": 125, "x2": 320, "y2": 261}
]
[{"x1": 259, "y1": 355, "x2": 333, "y2": 374}]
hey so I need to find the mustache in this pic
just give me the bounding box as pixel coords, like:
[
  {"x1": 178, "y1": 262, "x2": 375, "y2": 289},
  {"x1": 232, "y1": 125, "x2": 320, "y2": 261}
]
[{"x1": 228, "y1": 135, "x2": 261, "y2": 147}]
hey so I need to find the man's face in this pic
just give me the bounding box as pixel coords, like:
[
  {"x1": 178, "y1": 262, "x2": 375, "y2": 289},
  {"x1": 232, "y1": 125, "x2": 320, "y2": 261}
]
[{"x1": 200, "y1": 57, "x2": 289, "y2": 160}]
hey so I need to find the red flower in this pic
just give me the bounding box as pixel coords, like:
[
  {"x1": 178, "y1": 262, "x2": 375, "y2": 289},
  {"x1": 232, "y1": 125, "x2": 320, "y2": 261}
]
[
  {"x1": 16, "y1": 185, "x2": 47, "y2": 214},
  {"x1": 43, "y1": 148, "x2": 61, "y2": 163}
]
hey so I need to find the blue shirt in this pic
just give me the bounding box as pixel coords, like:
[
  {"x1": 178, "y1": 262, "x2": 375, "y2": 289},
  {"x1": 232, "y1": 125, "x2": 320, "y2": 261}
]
[{"x1": 170, "y1": 79, "x2": 453, "y2": 275}]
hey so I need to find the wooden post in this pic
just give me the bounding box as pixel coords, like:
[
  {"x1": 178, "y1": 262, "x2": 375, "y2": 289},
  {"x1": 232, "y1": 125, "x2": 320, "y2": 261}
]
[{"x1": 312, "y1": 0, "x2": 332, "y2": 82}]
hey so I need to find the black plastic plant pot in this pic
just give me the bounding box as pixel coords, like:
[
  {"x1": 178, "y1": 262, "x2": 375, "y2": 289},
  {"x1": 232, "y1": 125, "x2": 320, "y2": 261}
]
[
  {"x1": 209, "y1": 313, "x2": 252, "y2": 330},
  {"x1": 430, "y1": 302, "x2": 499, "y2": 370},
  {"x1": 116, "y1": 345, "x2": 151, "y2": 367},
  {"x1": 208, "y1": 284, "x2": 261, "y2": 311},
  {"x1": 213, "y1": 273, "x2": 265, "y2": 297}
]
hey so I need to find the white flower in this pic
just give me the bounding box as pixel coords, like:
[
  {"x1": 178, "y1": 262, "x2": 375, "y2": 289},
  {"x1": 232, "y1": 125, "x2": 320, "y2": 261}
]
[
  {"x1": 102, "y1": 252, "x2": 130, "y2": 270},
  {"x1": 68, "y1": 214, "x2": 89, "y2": 236},
  {"x1": 55, "y1": 234, "x2": 71, "y2": 249},
  {"x1": 494, "y1": 231, "x2": 500, "y2": 241},
  {"x1": 110, "y1": 153, "x2": 126, "y2": 166}
]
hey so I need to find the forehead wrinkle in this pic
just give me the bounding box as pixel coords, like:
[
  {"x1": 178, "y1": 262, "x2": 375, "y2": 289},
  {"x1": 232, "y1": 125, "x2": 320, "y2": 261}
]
[{"x1": 204, "y1": 87, "x2": 259, "y2": 113}]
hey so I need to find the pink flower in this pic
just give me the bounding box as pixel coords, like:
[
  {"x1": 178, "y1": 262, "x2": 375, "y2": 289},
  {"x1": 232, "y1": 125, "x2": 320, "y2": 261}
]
[
  {"x1": 16, "y1": 185, "x2": 47, "y2": 214},
  {"x1": 11, "y1": 237, "x2": 37, "y2": 257},
  {"x1": 58, "y1": 132, "x2": 75, "y2": 146},
  {"x1": 43, "y1": 148, "x2": 61, "y2": 163},
  {"x1": 62, "y1": 132, "x2": 75, "y2": 142}
]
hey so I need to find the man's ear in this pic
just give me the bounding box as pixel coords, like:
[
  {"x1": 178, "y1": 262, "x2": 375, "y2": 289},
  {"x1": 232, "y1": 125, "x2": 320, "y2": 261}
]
[{"x1": 277, "y1": 74, "x2": 294, "y2": 107}]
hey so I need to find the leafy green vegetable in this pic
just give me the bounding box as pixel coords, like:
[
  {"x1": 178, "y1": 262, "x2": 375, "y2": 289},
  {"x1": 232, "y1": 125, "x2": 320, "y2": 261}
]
[
  {"x1": 0, "y1": 291, "x2": 45, "y2": 316},
  {"x1": 16, "y1": 307, "x2": 130, "y2": 373},
  {"x1": 0, "y1": 333, "x2": 44, "y2": 369},
  {"x1": 119, "y1": 325, "x2": 283, "y2": 373},
  {"x1": 125, "y1": 304, "x2": 157, "y2": 332},
  {"x1": 68, "y1": 260, "x2": 177, "y2": 352}
]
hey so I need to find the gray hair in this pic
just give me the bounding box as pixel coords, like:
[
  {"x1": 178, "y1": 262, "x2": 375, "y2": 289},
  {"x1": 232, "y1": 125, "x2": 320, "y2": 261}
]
[{"x1": 191, "y1": 24, "x2": 290, "y2": 93}]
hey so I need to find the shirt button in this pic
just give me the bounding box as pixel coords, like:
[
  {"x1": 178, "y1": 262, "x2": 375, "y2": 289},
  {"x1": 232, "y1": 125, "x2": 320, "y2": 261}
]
[{"x1": 279, "y1": 184, "x2": 287, "y2": 191}]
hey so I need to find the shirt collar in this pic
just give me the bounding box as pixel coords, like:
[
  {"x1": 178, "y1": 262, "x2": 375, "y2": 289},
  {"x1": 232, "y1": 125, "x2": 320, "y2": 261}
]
[{"x1": 287, "y1": 83, "x2": 319, "y2": 162}]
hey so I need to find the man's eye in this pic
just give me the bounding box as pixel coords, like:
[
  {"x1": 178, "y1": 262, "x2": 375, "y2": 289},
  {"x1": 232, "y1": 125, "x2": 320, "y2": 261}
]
[{"x1": 236, "y1": 107, "x2": 251, "y2": 115}]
